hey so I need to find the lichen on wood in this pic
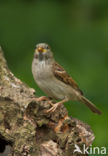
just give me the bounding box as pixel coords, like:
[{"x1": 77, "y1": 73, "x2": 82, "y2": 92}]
[{"x1": 0, "y1": 47, "x2": 95, "y2": 156}]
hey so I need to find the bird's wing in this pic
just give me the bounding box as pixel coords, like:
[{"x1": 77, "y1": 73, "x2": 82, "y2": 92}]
[{"x1": 53, "y1": 62, "x2": 83, "y2": 95}]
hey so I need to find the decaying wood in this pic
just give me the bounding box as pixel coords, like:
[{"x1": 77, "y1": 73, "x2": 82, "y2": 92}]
[{"x1": 0, "y1": 47, "x2": 95, "y2": 156}]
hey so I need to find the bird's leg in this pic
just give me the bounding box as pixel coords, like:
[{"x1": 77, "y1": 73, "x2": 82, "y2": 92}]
[
  {"x1": 46, "y1": 97, "x2": 68, "y2": 113},
  {"x1": 34, "y1": 96, "x2": 50, "y2": 102},
  {"x1": 32, "y1": 96, "x2": 54, "y2": 106}
]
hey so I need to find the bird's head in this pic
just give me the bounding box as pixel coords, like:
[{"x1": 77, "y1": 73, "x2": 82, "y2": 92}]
[{"x1": 34, "y1": 43, "x2": 53, "y2": 61}]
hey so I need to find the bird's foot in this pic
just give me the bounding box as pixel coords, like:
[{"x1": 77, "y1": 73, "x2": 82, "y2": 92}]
[
  {"x1": 46, "y1": 97, "x2": 69, "y2": 113},
  {"x1": 46, "y1": 101, "x2": 62, "y2": 113}
]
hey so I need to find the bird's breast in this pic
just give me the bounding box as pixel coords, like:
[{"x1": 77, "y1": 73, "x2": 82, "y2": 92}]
[
  {"x1": 32, "y1": 59, "x2": 78, "y2": 100},
  {"x1": 33, "y1": 60, "x2": 53, "y2": 79},
  {"x1": 32, "y1": 59, "x2": 64, "y2": 99},
  {"x1": 32, "y1": 59, "x2": 53, "y2": 89}
]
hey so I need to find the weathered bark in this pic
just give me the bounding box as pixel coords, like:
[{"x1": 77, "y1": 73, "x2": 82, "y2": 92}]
[{"x1": 0, "y1": 47, "x2": 95, "y2": 156}]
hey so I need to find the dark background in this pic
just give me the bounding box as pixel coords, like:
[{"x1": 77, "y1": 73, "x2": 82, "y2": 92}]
[{"x1": 0, "y1": 0, "x2": 107, "y2": 155}]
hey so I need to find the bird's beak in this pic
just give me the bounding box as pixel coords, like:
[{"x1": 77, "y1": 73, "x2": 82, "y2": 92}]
[{"x1": 37, "y1": 47, "x2": 44, "y2": 52}]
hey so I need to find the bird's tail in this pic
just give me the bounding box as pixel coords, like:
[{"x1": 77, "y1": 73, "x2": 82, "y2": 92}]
[{"x1": 80, "y1": 96, "x2": 102, "y2": 115}]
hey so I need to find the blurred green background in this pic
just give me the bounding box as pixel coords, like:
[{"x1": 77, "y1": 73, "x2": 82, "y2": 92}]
[{"x1": 0, "y1": 0, "x2": 107, "y2": 155}]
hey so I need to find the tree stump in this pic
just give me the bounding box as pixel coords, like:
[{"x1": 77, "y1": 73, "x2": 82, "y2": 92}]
[{"x1": 0, "y1": 47, "x2": 95, "y2": 156}]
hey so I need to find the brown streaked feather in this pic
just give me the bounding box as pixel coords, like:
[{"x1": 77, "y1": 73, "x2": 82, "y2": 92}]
[{"x1": 53, "y1": 62, "x2": 83, "y2": 95}]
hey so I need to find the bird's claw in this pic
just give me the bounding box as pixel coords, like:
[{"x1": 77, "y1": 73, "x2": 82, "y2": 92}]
[{"x1": 46, "y1": 102, "x2": 61, "y2": 113}]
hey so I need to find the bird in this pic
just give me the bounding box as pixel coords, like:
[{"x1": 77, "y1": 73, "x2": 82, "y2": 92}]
[{"x1": 32, "y1": 43, "x2": 102, "y2": 115}]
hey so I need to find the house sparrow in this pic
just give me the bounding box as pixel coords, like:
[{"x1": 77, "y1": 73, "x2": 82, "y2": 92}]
[{"x1": 32, "y1": 43, "x2": 101, "y2": 115}]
